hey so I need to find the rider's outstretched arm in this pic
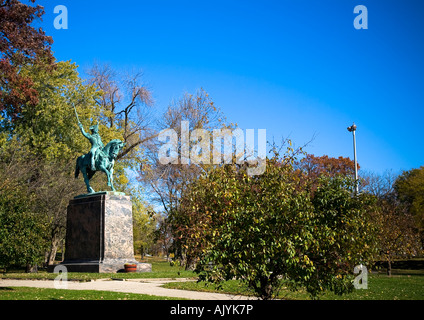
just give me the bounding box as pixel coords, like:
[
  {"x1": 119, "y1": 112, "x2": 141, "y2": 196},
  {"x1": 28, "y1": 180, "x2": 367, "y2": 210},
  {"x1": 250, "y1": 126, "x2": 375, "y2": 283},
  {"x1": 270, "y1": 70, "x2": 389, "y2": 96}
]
[{"x1": 78, "y1": 122, "x2": 91, "y2": 140}]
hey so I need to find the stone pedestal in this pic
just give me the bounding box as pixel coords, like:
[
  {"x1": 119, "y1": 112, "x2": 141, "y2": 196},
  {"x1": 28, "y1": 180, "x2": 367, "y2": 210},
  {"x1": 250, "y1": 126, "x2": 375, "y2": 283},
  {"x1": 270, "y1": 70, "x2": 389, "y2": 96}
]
[{"x1": 58, "y1": 192, "x2": 151, "y2": 273}]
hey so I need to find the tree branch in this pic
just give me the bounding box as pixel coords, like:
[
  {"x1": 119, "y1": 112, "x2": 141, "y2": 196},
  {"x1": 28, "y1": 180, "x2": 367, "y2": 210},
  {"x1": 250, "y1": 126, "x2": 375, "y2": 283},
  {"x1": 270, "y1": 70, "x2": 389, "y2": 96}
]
[{"x1": 117, "y1": 132, "x2": 160, "y2": 159}]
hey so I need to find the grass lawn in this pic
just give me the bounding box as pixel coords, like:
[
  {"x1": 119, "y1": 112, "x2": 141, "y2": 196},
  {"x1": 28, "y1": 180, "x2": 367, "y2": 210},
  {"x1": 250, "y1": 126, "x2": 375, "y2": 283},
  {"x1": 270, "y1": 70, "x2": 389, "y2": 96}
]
[
  {"x1": 0, "y1": 256, "x2": 195, "y2": 281},
  {"x1": 160, "y1": 258, "x2": 424, "y2": 300},
  {"x1": 1, "y1": 257, "x2": 423, "y2": 300},
  {"x1": 0, "y1": 287, "x2": 181, "y2": 300},
  {"x1": 0, "y1": 256, "x2": 193, "y2": 300},
  {"x1": 162, "y1": 274, "x2": 424, "y2": 300}
]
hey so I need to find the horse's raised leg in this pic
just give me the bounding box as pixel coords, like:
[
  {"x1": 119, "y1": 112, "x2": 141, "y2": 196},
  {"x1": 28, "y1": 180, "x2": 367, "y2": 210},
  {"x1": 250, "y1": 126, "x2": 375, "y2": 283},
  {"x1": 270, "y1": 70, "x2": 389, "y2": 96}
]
[
  {"x1": 98, "y1": 165, "x2": 114, "y2": 192},
  {"x1": 109, "y1": 167, "x2": 115, "y2": 191}
]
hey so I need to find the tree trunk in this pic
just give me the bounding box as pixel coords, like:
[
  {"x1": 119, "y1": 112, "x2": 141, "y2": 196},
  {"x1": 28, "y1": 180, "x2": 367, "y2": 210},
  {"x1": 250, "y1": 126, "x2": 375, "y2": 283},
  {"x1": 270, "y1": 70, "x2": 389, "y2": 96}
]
[
  {"x1": 140, "y1": 244, "x2": 144, "y2": 259},
  {"x1": 26, "y1": 264, "x2": 38, "y2": 273},
  {"x1": 259, "y1": 276, "x2": 273, "y2": 300},
  {"x1": 61, "y1": 240, "x2": 65, "y2": 262},
  {"x1": 46, "y1": 234, "x2": 63, "y2": 265},
  {"x1": 387, "y1": 256, "x2": 392, "y2": 276}
]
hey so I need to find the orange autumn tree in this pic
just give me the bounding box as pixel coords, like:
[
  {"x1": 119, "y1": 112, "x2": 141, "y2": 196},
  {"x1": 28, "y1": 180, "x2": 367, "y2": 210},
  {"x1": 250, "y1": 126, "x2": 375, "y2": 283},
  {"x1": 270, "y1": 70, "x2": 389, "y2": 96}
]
[
  {"x1": 297, "y1": 154, "x2": 358, "y2": 178},
  {"x1": 295, "y1": 154, "x2": 358, "y2": 191},
  {"x1": 0, "y1": 0, "x2": 54, "y2": 121}
]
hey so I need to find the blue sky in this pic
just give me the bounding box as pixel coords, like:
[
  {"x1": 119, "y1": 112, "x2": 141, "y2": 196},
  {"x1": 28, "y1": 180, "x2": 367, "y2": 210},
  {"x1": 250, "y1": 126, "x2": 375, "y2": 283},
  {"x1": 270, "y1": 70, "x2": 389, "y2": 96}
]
[{"x1": 36, "y1": 0, "x2": 424, "y2": 174}]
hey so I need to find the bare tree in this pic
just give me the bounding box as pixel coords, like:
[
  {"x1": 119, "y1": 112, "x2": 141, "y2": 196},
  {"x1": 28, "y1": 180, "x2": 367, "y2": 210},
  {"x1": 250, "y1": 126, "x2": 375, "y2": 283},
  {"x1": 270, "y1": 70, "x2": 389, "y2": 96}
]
[
  {"x1": 361, "y1": 170, "x2": 422, "y2": 275},
  {"x1": 359, "y1": 169, "x2": 398, "y2": 198},
  {"x1": 86, "y1": 63, "x2": 156, "y2": 162},
  {"x1": 137, "y1": 88, "x2": 227, "y2": 215}
]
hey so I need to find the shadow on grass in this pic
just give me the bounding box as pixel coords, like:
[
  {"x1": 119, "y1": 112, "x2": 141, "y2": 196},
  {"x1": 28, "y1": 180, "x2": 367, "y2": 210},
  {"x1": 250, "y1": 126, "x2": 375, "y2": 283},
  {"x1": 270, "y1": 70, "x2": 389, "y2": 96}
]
[{"x1": 375, "y1": 259, "x2": 424, "y2": 270}]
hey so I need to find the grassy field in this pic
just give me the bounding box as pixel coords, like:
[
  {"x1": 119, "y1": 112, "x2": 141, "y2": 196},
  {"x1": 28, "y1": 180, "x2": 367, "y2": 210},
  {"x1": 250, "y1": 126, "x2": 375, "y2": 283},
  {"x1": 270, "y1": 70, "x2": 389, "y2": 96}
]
[
  {"x1": 1, "y1": 256, "x2": 423, "y2": 300},
  {"x1": 0, "y1": 256, "x2": 194, "y2": 300},
  {"x1": 162, "y1": 258, "x2": 424, "y2": 300},
  {"x1": 0, "y1": 256, "x2": 195, "y2": 281},
  {"x1": 0, "y1": 287, "x2": 181, "y2": 300},
  {"x1": 163, "y1": 274, "x2": 424, "y2": 300}
]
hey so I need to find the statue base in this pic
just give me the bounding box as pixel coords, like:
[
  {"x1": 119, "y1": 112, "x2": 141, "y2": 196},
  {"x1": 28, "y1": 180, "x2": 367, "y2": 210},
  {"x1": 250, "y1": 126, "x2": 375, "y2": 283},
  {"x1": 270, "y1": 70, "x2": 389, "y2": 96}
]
[
  {"x1": 52, "y1": 192, "x2": 151, "y2": 273},
  {"x1": 73, "y1": 191, "x2": 126, "y2": 199}
]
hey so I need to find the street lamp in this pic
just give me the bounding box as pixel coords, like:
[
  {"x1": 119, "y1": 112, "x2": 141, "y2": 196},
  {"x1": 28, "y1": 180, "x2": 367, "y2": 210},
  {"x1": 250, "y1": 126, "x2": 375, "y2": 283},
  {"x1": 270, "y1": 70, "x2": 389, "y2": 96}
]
[{"x1": 347, "y1": 122, "x2": 359, "y2": 194}]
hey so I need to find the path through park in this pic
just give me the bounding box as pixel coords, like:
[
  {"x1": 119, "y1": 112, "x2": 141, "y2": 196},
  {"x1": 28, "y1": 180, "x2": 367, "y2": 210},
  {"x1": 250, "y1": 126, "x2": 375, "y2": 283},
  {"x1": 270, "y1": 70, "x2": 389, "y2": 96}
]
[{"x1": 0, "y1": 278, "x2": 255, "y2": 300}]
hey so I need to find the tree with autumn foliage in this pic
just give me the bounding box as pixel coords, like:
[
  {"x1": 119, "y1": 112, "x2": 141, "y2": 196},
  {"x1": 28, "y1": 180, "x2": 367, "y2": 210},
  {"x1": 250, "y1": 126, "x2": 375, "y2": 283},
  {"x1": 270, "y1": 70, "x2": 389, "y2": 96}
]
[
  {"x1": 173, "y1": 147, "x2": 379, "y2": 299},
  {"x1": 360, "y1": 170, "x2": 422, "y2": 275},
  {"x1": 0, "y1": 0, "x2": 54, "y2": 121},
  {"x1": 394, "y1": 166, "x2": 424, "y2": 247},
  {"x1": 0, "y1": 2, "x2": 155, "y2": 269},
  {"x1": 295, "y1": 154, "x2": 358, "y2": 190}
]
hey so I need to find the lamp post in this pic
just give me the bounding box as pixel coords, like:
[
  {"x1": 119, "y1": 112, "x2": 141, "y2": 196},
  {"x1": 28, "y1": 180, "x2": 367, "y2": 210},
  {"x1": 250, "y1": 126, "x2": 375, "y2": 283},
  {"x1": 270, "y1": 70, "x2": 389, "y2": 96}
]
[{"x1": 347, "y1": 122, "x2": 359, "y2": 194}]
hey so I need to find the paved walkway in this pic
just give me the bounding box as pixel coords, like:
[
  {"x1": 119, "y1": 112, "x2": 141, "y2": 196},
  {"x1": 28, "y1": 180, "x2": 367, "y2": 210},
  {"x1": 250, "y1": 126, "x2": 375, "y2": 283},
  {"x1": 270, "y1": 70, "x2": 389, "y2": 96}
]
[{"x1": 0, "y1": 278, "x2": 256, "y2": 300}]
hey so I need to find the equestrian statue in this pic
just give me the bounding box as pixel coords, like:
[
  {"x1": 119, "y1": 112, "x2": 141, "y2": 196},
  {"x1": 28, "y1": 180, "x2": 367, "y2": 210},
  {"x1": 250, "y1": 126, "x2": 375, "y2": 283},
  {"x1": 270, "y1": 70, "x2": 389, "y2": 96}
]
[{"x1": 73, "y1": 105, "x2": 125, "y2": 193}]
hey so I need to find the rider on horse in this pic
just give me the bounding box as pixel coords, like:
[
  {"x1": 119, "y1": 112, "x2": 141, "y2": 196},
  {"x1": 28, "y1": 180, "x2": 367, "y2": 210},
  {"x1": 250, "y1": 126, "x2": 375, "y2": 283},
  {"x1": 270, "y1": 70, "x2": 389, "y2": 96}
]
[{"x1": 78, "y1": 122, "x2": 104, "y2": 171}]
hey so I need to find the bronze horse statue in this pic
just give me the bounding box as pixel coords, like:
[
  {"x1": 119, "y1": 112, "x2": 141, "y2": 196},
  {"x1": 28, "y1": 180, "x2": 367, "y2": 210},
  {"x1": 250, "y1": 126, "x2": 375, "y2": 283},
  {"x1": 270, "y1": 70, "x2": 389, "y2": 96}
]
[{"x1": 75, "y1": 139, "x2": 125, "y2": 193}]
